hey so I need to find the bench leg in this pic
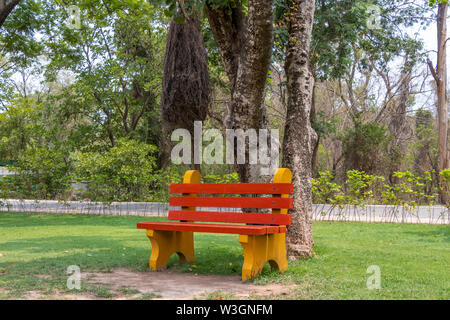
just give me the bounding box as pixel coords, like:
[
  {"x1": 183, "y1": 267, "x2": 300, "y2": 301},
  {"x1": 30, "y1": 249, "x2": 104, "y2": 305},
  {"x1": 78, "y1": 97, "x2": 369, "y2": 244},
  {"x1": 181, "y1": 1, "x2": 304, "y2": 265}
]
[
  {"x1": 146, "y1": 230, "x2": 195, "y2": 270},
  {"x1": 239, "y1": 233, "x2": 287, "y2": 281}
]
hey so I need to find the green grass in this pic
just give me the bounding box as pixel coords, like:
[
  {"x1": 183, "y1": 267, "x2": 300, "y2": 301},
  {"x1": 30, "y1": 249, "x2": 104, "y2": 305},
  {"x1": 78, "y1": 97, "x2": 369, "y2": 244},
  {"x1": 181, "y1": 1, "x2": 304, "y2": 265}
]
[{"x1": 0, "y1": 212, "x2": 448, "y2": 299}]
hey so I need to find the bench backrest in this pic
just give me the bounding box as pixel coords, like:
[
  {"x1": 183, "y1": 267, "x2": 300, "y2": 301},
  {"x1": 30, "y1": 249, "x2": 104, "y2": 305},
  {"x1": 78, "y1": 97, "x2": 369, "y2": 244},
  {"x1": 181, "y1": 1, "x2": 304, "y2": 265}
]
[{"x1": 168, "y1": 168, "x2": 293, "y2": 226}]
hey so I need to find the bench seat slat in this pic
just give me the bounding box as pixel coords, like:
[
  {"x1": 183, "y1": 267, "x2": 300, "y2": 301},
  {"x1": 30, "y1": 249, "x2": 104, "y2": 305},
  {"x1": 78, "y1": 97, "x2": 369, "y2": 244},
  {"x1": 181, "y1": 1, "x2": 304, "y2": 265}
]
[
  {"x1": 169, "y1": 210, "x2": 292, "y2": 225},
  {"x1": 169, "y1": 196, "x2": 293, "y2": 209},
  {"x1": 137, "y1": 221, "x2": 286, "y2": 235},
  {"x1": 170, "y1": 183, "x2": 293, "y2": 195}
]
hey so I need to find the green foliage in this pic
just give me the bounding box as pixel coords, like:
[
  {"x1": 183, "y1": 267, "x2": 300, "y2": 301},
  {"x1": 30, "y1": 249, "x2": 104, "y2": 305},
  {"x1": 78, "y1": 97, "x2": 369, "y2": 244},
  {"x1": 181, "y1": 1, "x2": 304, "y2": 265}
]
[
  {"x1": 0, "y1": 0, "x2": 45, "y2": 104},
  {"x1": 73, "y1": 138, "x2": 158, "y2": 202},
  {"x1": 313, "y1": 170, "x2": 384, "y2": 207},
  {"x1": 0, "y1": 0, "x2": 167, "y2": 152},
  {"x1": 0, "y1": 144, "x2": 72, "y2": 199},
  {"x1": 203, "y1": 172, "x2": 239, "y2": 184},
  {"x1": 145, "y1": 165, "x2": 185, "y2": 202},
  {"x1": 439, "y1": 169, "x2": 450, "y2": 208},
  {"x1": 344, "y1": 170, "x2": 385, "y2": 206},
  {"x1": 274, "y1": 0, "x2": 429, "y2": 79},
  {"x1": 311, "y1": 111, "x2": 337, "y2": 139},
  {"x1": 0, "y1": 98, "x2": 46, "y2": 161},
  {"x1": 312, "y1": 171, "x2": 343, "y2": 205},
  {"x1": 429, "y1": 0, "x2": 449, "y2": 7},
  {"x1": 313, "y1": 170, "x2": 442, "y2": 208},
  {"x1": 381, "y1": 171, "x2": 437, "y2": 208}
]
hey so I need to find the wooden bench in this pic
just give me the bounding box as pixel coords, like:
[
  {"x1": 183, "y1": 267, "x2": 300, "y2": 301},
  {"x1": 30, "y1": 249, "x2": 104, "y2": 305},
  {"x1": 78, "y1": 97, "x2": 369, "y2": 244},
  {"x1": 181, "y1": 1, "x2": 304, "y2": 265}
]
[{"x1": 137, "y1": 168, "x2": 293, "y2": 280}]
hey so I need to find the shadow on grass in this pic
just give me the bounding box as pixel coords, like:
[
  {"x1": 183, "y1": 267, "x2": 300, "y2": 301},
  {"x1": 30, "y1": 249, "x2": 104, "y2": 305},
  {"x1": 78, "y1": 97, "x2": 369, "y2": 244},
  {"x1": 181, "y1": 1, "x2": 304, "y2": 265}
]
[
  {"x1": 402, "y1": 227, "x2": 450, "y2": 243},
  {"x1": 0, "y1": 232, "x2": 249, "y2": 297},
  {"x1": 0, "y1": 212, "x2": 168, "y2": 228}
]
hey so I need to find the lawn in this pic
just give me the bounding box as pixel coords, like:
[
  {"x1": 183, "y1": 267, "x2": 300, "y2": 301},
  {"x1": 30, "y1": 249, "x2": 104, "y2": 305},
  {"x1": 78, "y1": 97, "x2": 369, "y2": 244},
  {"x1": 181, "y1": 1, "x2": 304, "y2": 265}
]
[{"x1": 0, "y1": 212, "x2": 448, "y2": 299}]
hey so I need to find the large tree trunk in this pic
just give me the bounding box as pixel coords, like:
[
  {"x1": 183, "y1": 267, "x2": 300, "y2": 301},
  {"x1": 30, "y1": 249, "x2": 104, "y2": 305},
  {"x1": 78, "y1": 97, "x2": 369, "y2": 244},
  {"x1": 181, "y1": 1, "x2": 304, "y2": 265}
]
[
  {"x1": 0, "y1": 0, "x2": 19, "y2": 28},
  {"x1": 160, "y1": 9, "x2": 210, "y2": 169},
  {"x1": 428, "y1": 3, "x2": 449, "y2": 204},
  {"x1": 282, "y1": 0, "x2": 317, "y2": 259},
  {"x1": 205, "y1": 0, "x2": 273, "y2": 183}
]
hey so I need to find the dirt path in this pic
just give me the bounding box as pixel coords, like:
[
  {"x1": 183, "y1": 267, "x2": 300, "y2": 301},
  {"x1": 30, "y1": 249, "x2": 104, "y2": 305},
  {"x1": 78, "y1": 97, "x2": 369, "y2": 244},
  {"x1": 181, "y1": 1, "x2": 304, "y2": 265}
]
[
  {"x1": 83, "y1": 268, "x2": 294, "y2": 300},
  {"x1": 2, "y1": 268, "x2": 295, "y2": 300}
]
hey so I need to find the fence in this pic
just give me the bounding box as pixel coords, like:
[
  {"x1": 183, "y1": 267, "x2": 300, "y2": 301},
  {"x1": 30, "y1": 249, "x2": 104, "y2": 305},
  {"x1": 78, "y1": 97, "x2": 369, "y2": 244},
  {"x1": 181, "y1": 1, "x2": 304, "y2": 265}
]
[{"x1": 1, "y1": 199, "x2": 449, "y2": 225}]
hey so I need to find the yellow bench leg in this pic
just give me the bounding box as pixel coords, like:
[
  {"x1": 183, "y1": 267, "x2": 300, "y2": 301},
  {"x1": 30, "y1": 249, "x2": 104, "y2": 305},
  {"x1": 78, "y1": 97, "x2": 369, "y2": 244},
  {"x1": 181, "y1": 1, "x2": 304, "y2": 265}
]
[
  {"x1": 239, "y1": 233, "x2": 287, "y2": 281},
  {"x1": 146, "y1": 229, "x2": 195, "y2": 270}
]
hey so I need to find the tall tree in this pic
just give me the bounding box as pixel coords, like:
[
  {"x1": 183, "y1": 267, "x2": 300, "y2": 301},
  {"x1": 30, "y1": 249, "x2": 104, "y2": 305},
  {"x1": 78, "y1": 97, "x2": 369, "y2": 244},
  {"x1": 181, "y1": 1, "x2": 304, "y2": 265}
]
[
  {"x1": 205, "y1": 0, "x2": 273, "y2": 182},
  {"x1": 42, "y1": 0, "x2": 165, "y2": 150},
  {"x1": 281, "y1": 0, "x2": 317, "y2": 258},
  {"x1": 428, "y1": 0, "x2": 449, "y2": 203},
  {"x1": 306, "y1": 0, "x2": 429, "y2": 173}
]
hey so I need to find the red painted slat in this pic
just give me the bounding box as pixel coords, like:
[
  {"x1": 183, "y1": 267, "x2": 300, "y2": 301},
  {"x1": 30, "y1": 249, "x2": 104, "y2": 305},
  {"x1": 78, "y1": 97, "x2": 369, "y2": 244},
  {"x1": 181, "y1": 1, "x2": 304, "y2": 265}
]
[
  {"x1": 136, "y1": 222, "x2": 285, "y2": 235},
  {"x1": 168, "y1": 211, "x2": 292, "y2": 225},
  {"x1": 170, "y1": 183, "x2": 293, "y2": 195},
  {"x1": 169, "y1": 197, "x2": 293, "y2": 209}
]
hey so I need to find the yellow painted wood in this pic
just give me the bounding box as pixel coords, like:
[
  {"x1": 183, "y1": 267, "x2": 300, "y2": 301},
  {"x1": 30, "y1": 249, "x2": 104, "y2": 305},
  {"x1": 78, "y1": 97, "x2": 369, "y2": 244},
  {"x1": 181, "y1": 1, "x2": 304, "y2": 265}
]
[
  {"x1": 147, "y1": 229, "x2": 195, "y2": 270},
  {"x1": 145, "y1": 170, "x2": 200, "y2": 270},
  {"x1": 239, "y1": 168, "x2": 292, "y2": 280}
]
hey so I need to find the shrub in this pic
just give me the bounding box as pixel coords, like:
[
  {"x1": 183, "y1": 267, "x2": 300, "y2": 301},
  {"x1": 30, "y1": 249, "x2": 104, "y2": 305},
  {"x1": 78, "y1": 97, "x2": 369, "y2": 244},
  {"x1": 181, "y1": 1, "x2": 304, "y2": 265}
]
[
  {"x1": 0, "y1": 145, "x2": 72, "y2": 199},
  {"x1": 312, "y1": 171, "x2": 343, "y2": 205},
  {"x1": 73, "y1": 138, "x2": 158, "y2": 202},
  {"x1": 341, "y1": 120, "x2": 391, "y2": 174},
  {"x1": 439, "y1": 169, "x2": 450, "y2": 208},
  {"x1": 312, "y1": 170, "x2": 441, "y2": 208},
  {"x1": 381, "y1": 171, "x2": 438, "y2": 208}
]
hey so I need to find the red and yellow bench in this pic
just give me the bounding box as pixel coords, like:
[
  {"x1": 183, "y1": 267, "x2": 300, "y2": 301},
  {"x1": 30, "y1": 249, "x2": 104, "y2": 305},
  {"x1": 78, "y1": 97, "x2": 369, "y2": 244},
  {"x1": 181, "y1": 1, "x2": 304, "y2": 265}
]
[{"x1": 137, "y1": 168, "x2": 293, "y2": 280}]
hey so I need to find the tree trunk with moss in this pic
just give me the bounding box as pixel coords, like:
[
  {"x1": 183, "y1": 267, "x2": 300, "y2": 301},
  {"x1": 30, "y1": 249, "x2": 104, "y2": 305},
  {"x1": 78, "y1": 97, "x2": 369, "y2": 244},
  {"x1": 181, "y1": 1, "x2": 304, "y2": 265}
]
[
  {"x1": 205, "y1": 0, "x2": 273, "y2": 183},
  {"x1": 282, "y1": 0, "x2": 317, "y2": 259}
]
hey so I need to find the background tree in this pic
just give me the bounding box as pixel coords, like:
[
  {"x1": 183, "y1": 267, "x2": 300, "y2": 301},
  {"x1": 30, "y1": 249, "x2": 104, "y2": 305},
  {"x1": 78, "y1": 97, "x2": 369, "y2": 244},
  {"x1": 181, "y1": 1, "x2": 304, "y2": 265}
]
[
  {"x1": 42, "y1": 0, "x2": 165, "y2": 150},
  {"x1": 281, "y1": 0, "x2": 317, "y2": 258},
  {"x1": 428, "y1": 0, "x2": 449, "y2": 203}
]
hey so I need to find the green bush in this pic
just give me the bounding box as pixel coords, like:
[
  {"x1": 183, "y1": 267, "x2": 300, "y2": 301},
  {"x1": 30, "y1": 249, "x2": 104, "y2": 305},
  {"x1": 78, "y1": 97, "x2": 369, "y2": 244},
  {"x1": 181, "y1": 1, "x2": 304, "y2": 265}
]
[
  {"x1": 0, "y1": 145, "x2": 72, "y2": 199},
  {"x1": 313, "y1": 169, "x2": 441, "y2": 208},
  {"x1": 341, "y1": 120, "x2": 391, "y2": 174},
  {"x1": 439, "y1": 169, "x2": 450, "y2": 208},
  {"x1": 73, "y1": 138, "x2": 159, "y2": 202},
  {"x1": 381, "y1": 171, "x2": 437, "y2": 209},
  {"x1": 312, "y1": 171, "x2": 343, "y2": 205}
]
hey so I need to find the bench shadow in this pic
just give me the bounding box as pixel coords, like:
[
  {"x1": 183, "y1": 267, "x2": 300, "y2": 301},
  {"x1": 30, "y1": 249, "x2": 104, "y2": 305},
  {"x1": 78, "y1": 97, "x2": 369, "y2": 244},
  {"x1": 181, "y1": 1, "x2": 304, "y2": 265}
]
[{"x1": 0, "y1": 233, "x2": 248, "y2": 279}]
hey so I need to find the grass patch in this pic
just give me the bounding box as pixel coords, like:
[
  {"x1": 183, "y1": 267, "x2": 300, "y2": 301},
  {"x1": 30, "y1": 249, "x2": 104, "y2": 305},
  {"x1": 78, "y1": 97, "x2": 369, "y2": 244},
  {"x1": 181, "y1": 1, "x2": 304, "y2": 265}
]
[{"x1": 0, "y1": 212, "x2": 448, "y2": 299}]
